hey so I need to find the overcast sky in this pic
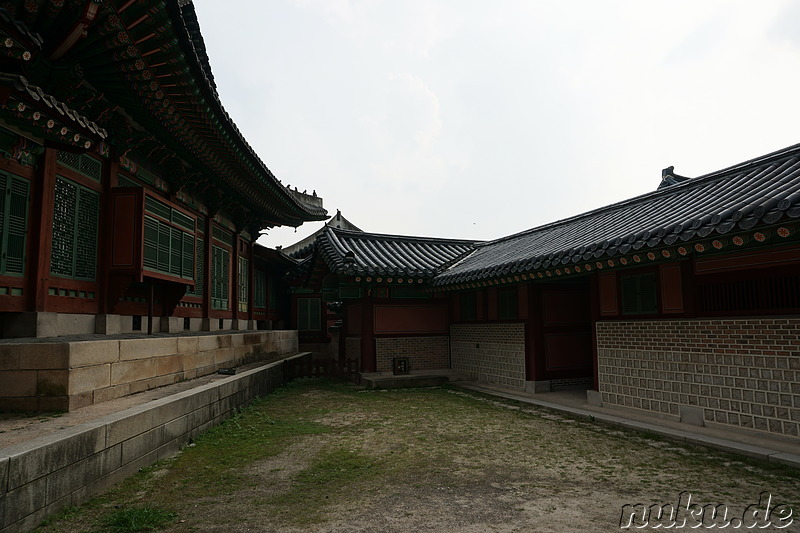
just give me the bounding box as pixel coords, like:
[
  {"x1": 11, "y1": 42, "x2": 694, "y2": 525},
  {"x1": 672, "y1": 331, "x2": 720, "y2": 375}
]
[{"x1": 192, "y1": 0, "x2": 800, "y2": 248}]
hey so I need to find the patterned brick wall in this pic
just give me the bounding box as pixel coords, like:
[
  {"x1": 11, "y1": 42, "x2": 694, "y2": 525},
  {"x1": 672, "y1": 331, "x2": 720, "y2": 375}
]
[
  {"x1": 375, "y1": 336, "x2": 449, "y2": 372},
  {"x1": 597, "y1": 319, "x2": 800, "y2": 437},
  {"x1": 451, "y1": 323, "x2": 526, "y2": 389}
]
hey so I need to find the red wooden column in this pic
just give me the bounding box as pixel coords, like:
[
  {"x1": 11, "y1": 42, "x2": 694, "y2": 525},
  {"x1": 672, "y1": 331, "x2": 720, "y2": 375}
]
[
  {"x1": 247, "y1": 239, "x2": 255, "y2": 325},
  {"x1": 681, "y1": 259, "x2": 696, "y2": 318},
  {"x1": 360, "y1": 294, "x2": 376, "y2": 373},
  {"x1": 30, "y1": 148, "x2": 57, "y2": 312},
  {"x1": 231, "y1": 236, "x2": 240, "y2": 325},
  {"x1": 97, "y1": 156, "x2": 118, "y2": 315},
  {"x1": 589, "y1": 272, "x2": 601, "y2": 391},
  {"x1": 524, "y1": 283, "x2": 545, "y2": 383},
  {"x1": 202, "y1": 216, "x2": 212, "y2": 322}
]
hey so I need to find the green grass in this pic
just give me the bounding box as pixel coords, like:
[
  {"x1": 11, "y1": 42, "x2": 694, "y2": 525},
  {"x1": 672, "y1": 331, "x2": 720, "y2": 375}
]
[
  {"x1": 163, "y1": 396, "x2": 329, "y2": 497},
  {"x1": 267, "y1": 447, "x2": 383, "y2": 523},
  {"x1": 31, "y1": 379, "x2": 800, "y2": 532},
  {"x1": 102, "y1": 506, "x2": 177, "y2": 532}
]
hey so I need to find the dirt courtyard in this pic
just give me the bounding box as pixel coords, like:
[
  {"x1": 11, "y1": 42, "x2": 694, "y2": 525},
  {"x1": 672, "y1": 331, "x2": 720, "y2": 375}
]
[{"x1": 35, "y1": 380, "x2": 800, "y2": 532}]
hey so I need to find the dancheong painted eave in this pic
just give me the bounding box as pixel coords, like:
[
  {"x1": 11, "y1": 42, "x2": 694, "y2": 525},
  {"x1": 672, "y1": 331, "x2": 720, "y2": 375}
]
[
  {"x1": 433, "y1": 142, "x2": 800, "y2": 287},
  {"x1": 0, "y1": 0, "x2": 326, "y2": 229}
]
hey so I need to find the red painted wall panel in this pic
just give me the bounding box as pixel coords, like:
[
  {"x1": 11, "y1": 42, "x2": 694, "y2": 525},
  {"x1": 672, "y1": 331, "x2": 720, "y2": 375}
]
[
  {"x1": 544, "y1": 333, "x2": 592, "y2": 370},
  {"x1": 660, "y1": 263, "x2": 684, "y2": 314},
  {"x1": 373, "y1": 304, "x2": 448, "y2": 334},
  {"x1": 543, "y1": 290, "x2": 587, "y2": 325},
  {"x1": 598, "y1": 272, "x2": 618, "y2": 316},
  {"x1": 111, "y1": 193, "x2": 138, "y2": 267},
  {"x1": 347, "y1": 303, "x2": 362, "y2": 335}
]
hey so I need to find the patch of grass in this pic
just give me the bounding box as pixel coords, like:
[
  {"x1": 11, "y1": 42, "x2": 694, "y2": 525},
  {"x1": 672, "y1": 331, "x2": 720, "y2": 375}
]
[
  {"x1": 37, "y1": 505, "x2": 80, "y2": 527},
  {"x1": 158, "y1": 394, "x2": 330, "y2": 497},
  {"x1": 102, "y1": 506, "x2": 177, "y2": 532},
  {"x1": 29, "y1": 380, "x2": 800, "y2": 532},
  {"x1": 269, "y1": 447, "x2": 384, "y2": 523}
]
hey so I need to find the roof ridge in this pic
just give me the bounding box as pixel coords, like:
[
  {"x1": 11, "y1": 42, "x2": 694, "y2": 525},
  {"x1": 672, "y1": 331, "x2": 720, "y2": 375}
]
[
  {"x1": 479, "y1": 142, "x2": 800, "y2": 248},
  {"x1": 328, "y1": 225, "x2": 482, "y2": 245}
]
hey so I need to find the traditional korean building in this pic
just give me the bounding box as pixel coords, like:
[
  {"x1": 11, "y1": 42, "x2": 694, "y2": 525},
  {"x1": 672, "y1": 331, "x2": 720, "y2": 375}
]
[
  {"x1": 0, "y1": 0, "x2": 326, "y2": 338},
  {"x1": 296, "y1": 143, "x2": 800, "y2": 439},
  {"x1": 287, "y1": 226, "x2": 478, "y2": 370},
  {"x1": 281, "y1": 209, "x2": 362, "y2": 260}
]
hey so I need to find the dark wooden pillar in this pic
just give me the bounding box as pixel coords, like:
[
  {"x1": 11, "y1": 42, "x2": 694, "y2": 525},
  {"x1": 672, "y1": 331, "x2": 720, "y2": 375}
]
[
  {"x1": 682, "y1": 259, "x2": 697, "y2": 318},
  {"x1": 231, "y1": 237, "x2": 240, "y2": 323},
  {"x1": 97, "y1": 156, "x2": 118, "y2": 314},
  {"x1": 361, "y1": 295, "x2": 376, "y2": 373},
  {"x1": 476, "y1": 290, "x2": 485, "y2": 320},
  {"x1": 30, "y1": 148, "x2": 57, "y2": 312},
  {"x1": 487, "y1": 288, "x2": 498, "y2": 320},
  {"x1": 525, "y1": 284, "x2": 545, "y2": 383},
  {"x1": 247, "y1": 239, "x2": 255, "y2": 324},
  {"x1": 202, "y1": 217, "x2": 212, "y2": 319},
  {"x1": 589, "y1": 272, "x2": 601, "y2": 391}
]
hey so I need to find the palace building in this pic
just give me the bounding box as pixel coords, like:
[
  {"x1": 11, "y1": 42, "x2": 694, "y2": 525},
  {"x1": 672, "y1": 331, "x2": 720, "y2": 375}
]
[
  {"x1": 0, "y1": 0, "x2": 326, "y2": 339},
  {"x1": 293, "y1": 145, "x2": 800, "y2": 439}
]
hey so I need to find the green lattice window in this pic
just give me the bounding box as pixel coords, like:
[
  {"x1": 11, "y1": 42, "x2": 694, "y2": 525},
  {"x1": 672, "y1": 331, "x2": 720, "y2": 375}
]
[
  {"x1": 142, "y1": 215, "x2": 194, "y2": 279},
  {"x1": 137, "y1": 167, "x2": 156, "y2": 185},
  {"x1": 144, "y1": 196, "x2": 195, "y2": 232},
  {"x1": 238, "y1": 256, "x2": 249, "y2": 312},
  {"x1": 254, "y1": 269, "x2": 266, "y2": 308},
  {"x1": 51, "y1": 176, "x2": 98, "y2": 280},
  {"x1": 212, "y1": 225, "x2": 233, "y2": 245},
  {"x1": 187, "y1": 236, "x2": 204, "y2": 296},
  {"x1": 0, "y1": 173, "x2": 29, "y2": 276},
  {"x1": 116, "y1": 174, "x2": 140, "y2": 188},
  {"x1": 211, "y1": 244, "x2": 229, "y2": 310},
  {"x1": 621, "y1": 273, "x2": 658, "y2": 315},
  {"x1": 297, "y1": 297, "x2": 321, "y2": 332},
  {"x1": 56, "y1": 152, "x2": 102, "y2": 182}
]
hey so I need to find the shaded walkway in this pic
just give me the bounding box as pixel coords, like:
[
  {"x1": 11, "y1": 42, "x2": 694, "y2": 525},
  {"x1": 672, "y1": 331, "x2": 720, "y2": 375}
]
[{"x1": 455, "y1": 381, "x2": 800, "y2": 468}]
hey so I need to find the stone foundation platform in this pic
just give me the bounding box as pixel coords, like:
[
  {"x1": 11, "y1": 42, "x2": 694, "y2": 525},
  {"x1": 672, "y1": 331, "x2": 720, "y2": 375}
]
[{"x1": 0, "y1": 330, "x2": 298, "y2": 412}]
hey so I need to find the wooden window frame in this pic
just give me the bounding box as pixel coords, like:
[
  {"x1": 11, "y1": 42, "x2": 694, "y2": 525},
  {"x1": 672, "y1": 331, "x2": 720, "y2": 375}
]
[
  {"x1": 297, "y1": 296, "x2": 322, "y2": 332},
  {"x1": 620, "y1": 271, "x2": 658, "y2": 316},
  {"x1": 50, "y1": 175, "x2": 100, "y2": 281},
  {"x1": 0, "y1": 171, "x2": 29, "y2": 276}
]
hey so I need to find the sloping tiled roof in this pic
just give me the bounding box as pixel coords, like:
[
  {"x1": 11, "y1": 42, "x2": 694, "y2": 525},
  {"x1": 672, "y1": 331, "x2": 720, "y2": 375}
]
[
  {"x1": 174, "y1": 3, "x2": 327, "y2": 224},
  {"x1": 0, "y1": 1, "x2": 326, "y2": 228},
  {"x1": 282, "y1": 210, "x2": 363, "y2": 259},
  {"x1": 434, "y1": 143, "x2": 800, "y2": 286},
  {"x1": 317, "y1": 227, "x2": 478, "y2": 278}
]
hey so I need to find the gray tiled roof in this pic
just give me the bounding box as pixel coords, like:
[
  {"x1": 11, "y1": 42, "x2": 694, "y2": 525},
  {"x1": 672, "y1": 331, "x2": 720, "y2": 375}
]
[
  {"x1": 317, "y1": 227, "x2": 478, "y2": 278},
  {"x1": 434, "y1": 143, "x2": 800, "y2": 286},
  {"x1": 283, "y1": 210, "x2": 363, "y2": 259}
]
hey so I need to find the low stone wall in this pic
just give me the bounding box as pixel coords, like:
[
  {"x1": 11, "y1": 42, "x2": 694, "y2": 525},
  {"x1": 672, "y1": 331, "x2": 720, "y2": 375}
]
[
  {"x1": 0, "y1": 352, "x2": 310, "y2": 533},
  {"x1": 375, "y1": 336, "x2": 449, "y2": 372},
  {"x1": 0, "y1": 331, "x2": 298, "y2": 411},
  {"x1": 597, "y1": 319, "x2": 800, "y2": 437},
  {"x1": 450, "y1": 323, "x2": 526, "y2": 389}
]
